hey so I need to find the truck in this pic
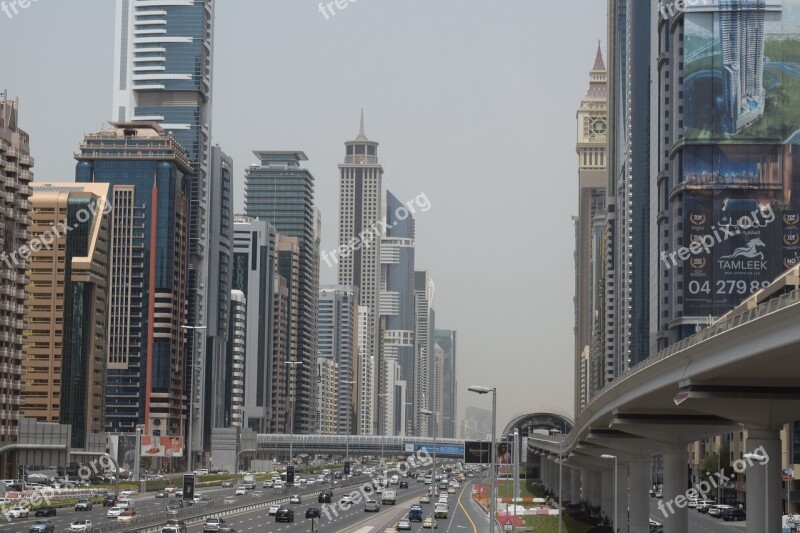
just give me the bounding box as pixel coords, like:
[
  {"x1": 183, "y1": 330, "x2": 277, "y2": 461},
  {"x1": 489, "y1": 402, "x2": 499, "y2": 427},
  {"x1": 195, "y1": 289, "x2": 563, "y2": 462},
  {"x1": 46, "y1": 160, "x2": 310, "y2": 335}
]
[
  {"x1": 434, "y1": 502, "x2": 448, "y2": 519},
  {"x1": 243, "y1": 474, "x2": 255, "y2": 490},
  {"x1": 381, "y1": 489, "x2": 397, "y2": 505}
]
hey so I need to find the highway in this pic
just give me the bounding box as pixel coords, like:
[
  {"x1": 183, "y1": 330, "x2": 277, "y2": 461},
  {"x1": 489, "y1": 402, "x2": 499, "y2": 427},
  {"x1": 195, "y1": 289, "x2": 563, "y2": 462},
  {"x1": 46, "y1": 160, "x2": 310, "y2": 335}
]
[{"x1": 183, "y1": 479, "x2": 486, "y2": 533}]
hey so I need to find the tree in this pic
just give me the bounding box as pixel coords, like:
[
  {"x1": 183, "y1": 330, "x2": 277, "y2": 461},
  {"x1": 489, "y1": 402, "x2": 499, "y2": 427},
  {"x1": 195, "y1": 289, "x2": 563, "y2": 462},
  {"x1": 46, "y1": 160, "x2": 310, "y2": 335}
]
[{"x1": 699, "y1": 447, "x2": 730, "y2": 486}]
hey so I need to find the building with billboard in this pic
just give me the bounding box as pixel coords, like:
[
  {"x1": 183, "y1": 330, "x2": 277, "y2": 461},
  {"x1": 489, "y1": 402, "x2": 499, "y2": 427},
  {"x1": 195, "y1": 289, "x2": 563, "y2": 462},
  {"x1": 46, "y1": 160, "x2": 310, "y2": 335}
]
[
  {"x1": 0, "y1": 92, "x2": 33, "y2": 476},
  {"x1": 76, "y1": 122, "x2": 190, "y2": 438},
  {"x1": 24, "y1": 183, "x2": 111, "y2": 449},
  {"x1": 113, "y1": 0, "x2": 216, "y2": 457},
  {"x1": 245, "y1": 151, "x2": 320, "y2": 435}
]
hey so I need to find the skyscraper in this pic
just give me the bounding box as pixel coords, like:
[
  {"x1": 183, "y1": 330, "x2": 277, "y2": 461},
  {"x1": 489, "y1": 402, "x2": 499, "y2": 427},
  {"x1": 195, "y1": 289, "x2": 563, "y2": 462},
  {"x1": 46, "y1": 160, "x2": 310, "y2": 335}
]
[
  {"x1": 414, "y1": 271, "x2": 434, "y2": 437},
  {"x1": 357, "y1": 305, "x2": 374, "y2": 435},
  {"x1": 226, "y1": 290, "x2": 246, "y2": 428},
  {"x1": 245, "y1": 151, "x2": 319, "y2": 435},
  {"x1": 24, "y1": 184, "x2": 111, "y2": 449},
  {"x1": 231, "y1": 216, "x2": 276, "y2": 433},
  {"x1": 205, "y1": 146, "x2": 233, "y2": 447},
  {"x1": 337, "y1": 112, "x2": 384, "y2": 434},
  {"x1": 0, "y1": 92, "x2": 33, "y2": 475},
  {"x1": 274, "y1": 234, "x2": 300, "y2": 433},
  {"x1": 433, "y1": 329, "x2": 456, "y2": 439},
  {"x1": 318, "y1": 286, "x2": 360, "y2": 435},
  {"x1": 113, "y1": 0, "x2": 216, "y2": 453},
  {"x1": 76, "y1": 122, "x2": 190, "y2": 438},
  {"x1": 380, "y1": 191, "x2": 416, "y2": 436},
  {"x1": 574, "y1": 45, "x2": 608, "y2": 417}
]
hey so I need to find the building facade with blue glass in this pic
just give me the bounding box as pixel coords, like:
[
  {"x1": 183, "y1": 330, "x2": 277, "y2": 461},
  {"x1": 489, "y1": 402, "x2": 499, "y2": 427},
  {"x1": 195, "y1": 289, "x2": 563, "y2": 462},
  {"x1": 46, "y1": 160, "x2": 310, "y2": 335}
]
[{"x1": 75, "y1": 123, "x2": 190, "y2": 438}]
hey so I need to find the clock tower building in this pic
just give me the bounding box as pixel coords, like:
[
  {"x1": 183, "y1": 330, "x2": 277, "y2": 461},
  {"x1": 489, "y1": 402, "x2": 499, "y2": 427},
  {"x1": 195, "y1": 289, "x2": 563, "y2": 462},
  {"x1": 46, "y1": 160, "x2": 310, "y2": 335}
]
[{"x1": 574, "y1": 43, "x2": 608, "y2": 418}]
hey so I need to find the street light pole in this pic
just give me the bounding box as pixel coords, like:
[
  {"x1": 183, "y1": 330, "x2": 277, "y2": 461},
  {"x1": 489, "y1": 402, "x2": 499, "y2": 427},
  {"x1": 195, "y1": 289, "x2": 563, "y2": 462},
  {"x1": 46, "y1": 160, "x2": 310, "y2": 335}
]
[
  {"x1": 601, "y1": 454, "x2": 617, "y2": 532},
  {"x1": 469, "y1": 385, "x2": 497, "y2": 532},
  {"x1": 180, "y1": 324, "x2": 207, "y2": 472},
  {"x1": 558, "y1": 440, "x2": 562, "y2": 533}
]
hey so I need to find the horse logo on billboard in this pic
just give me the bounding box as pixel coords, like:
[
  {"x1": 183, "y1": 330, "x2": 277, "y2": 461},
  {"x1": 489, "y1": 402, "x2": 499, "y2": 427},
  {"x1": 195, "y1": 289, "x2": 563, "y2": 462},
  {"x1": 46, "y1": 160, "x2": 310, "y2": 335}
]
[{"x1": 720, "y1": 238, "x2": 766, "y2": 261}]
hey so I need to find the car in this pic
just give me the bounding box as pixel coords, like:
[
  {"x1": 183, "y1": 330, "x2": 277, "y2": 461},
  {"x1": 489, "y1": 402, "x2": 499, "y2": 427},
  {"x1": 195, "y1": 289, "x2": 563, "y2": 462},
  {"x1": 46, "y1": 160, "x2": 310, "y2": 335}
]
[
  {"x1": 120, "y1": 490, "x2": 136, "y2": 497},
  {"x1": 221, "y1": 480, "x2": 233, "y2": 488},
  {"x1": 234, "y1": 486, "x2": 246, "y2": 495},
  {"x1": 340, "y1": 494, "x2": 353, "y2": 505},
  {"x1": 174, "y1": 489, "x2": 183, "y2": 498},
  {"x1": 398, "y1": 519, "x2": 412, "y2": 530},
  {"x1": 102, "y1": 496, "x2": 117, "y2": 507},
  {"x1": 275, "y1": 507, "x2": 294, "y2": 523},
  {"x1": 224, "y1": 495, "x2": 237, "y2": 504},
  {"x1": 410, "y1": 504, "x2": 423, "y2": 521},
  {"x1": 164, "y1": 519, "x2": 188, "y2": 533},
  {"x1": 117, "y1": 509, "x2": 137, "y2": 522},
  {"x1": 268, "y1": 505, "x2": 281, "y2": 516},
  {"x1": 305, "y1": 507, "x2": 321, "y2": 519},
  {"x1": 28, "y1": 520, "x2": 55, "y2": 533},
  {"x1": 203, "y1": 517, "x2": 226, "y2": 532},
  {"x1": 6, "y1": 506, "x2": 29, "y2": 518},
  {"x1": 447, "y1": 486, "x2": 456, "y2": 494},
  {"x1": 196, "y1": 496, "x2": 213, "y2": 505},
  {"x1": 654, "y1": 491, "x2": 663, "y2": 498},
  {"x1": 708, "y1": 504, "x2": 733, "y2": 518},
  {"x1": 107, "y1": 507, "x2": 123, "y2": 518},
  {"x1": 290, "y1": 494, "x2": 302, "y2": 504},
  {"x1": 75, "y1": 499, "x2": 93, "y2": 511},
  {"x1": 263, "y1": 480, "x2": 273, "y2": 488},
  {"x1": 384, "y1": 529, "x2": 399, "y2": 533},
  {"x1": 69, "y1": 520, "x2": 93, "y2": 532},
  {"x1": 721, "y1": 508, "x2": 746, "y2": 521},
  {"x1": 422, "y1": 517, "x2": 439, "y2": 529},
  {"x1": 695, "y1": 500, "x2": 716, "y2": 512},
  {"x1": 420, "y1": 495, "x2": 431, "y2": 504},
  {"x1": 365, "y1": 499, "x2": 380, "y2": 512},
  {"x1": 318, "y1": 490, "x2": 333, "y2": 503},
  {"x1": 34, "y1": 506, "x2": 56, "y2": 517},
  {"x1": 252, "y1": 490, "x2": 263, "y2": 497},
  {"x1": 155, "y1": 491, "x2": 167, "y2": 498},
  {"x1": 399, "y1": 481, "x2": 409, "y2": 489}
]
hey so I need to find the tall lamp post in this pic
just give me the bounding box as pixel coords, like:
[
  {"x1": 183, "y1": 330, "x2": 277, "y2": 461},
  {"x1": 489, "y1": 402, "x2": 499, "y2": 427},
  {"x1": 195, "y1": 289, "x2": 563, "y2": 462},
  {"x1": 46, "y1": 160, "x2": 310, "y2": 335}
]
[
  {"x1": 180, "y1": 324, "x2": 207, "y2": 472},
  {"x1": 601, "y1": 454, "x2": 617, "y2": 532},
  {"x1": 420, "y1": 409, "x2": 437, "y2": 483},
  {"x1": 469, "y1": 385, "x2": 497, "y2": 532},
  {"x1": 285, "y1": 361, "x2": 303, "y2": 466}
]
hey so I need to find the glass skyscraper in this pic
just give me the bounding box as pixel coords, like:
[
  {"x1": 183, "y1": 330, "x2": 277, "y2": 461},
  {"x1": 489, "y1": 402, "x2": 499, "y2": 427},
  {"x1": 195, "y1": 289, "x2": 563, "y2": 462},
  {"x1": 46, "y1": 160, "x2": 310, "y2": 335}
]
[
  {"x1": 76, "y1": 123, "x2": 191, "y2": 437},
  {"x1": 113, "y1": 0, "x2": 215, "y2": 454}
]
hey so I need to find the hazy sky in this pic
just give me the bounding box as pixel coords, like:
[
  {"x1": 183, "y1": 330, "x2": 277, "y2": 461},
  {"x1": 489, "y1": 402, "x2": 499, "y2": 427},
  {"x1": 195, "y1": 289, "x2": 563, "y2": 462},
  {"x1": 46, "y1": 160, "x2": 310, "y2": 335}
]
[{"x1": 1, "y1": 0, "x2": 606, "y2": 432}]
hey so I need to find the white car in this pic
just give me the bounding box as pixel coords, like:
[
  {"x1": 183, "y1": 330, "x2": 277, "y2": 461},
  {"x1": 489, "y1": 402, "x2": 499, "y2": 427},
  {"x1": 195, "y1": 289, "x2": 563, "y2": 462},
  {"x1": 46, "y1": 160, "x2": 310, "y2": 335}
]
[
  {"x1": 69, "y1": 520, "x2": 93, "y2": 532},
  {"x1": 5, "y1": 506, "x2": 28, "y2": 518},
  {"x1": 340, "y1": 494, "x2": 353, "y2": 505},
  {"x1": 106, "y1": 507, "x2": 123, "y2": 518},
  {"x1": 235, "y1": 487, "x2": 246, "y2": 496},
  {"x1": 268, "y1": 504, "x2": 280, "y2": 516},
  {"x1": 263, "y1": 480, "x2": 274, "y2": 488},
  {"x1": 119, "y1": 490, "x2": 136, "y2": 497}
]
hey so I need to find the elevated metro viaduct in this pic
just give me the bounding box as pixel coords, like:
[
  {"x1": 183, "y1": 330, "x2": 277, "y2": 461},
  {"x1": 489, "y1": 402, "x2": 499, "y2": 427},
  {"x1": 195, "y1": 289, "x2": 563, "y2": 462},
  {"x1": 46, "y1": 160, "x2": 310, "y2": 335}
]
[
  {"x1": 500, "y1": 412, "x2": 574, "y2": 480},
  {"x1": 525, "y1": 265, "x2": 800, "y2": 533}
]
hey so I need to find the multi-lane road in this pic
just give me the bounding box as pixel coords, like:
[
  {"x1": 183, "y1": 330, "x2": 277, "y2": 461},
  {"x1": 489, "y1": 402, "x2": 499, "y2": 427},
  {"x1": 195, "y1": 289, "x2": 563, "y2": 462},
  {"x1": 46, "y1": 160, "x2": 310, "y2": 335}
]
[
  {"x1": 0, "y1": 477, "x2": 488, "y2": 533},
  {"x1": 649, "y1": 499, "x2": 746, "y2": 533}
]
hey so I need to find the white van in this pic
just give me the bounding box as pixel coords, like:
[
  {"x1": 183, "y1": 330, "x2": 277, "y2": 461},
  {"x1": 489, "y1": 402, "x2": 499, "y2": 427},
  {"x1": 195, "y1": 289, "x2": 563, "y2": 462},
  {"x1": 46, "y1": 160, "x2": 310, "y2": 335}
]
[{"x1": 434, "y1": 502, "x2": 449, "y2": 518}]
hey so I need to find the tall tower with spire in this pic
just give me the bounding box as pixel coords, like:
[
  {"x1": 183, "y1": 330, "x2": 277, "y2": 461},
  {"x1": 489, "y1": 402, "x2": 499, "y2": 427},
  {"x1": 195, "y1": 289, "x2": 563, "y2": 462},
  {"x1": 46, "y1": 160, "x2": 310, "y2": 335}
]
[
  {"x1": 574, "y1": 43, "x2": 608, "y2": 418},
  {"x1": 337, "y1": 111, "x2": 384, "y2": 435}
]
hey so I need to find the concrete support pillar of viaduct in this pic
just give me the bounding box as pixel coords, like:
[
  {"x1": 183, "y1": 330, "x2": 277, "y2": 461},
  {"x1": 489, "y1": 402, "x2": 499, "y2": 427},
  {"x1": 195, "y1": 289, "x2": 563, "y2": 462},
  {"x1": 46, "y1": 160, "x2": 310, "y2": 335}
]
[
  {"x1": 571, "y1": 467, "x2": 581, "y2": 504},
  {"x1": 561, "y1": 464, "x2": 572, "y2": 504},
  {"x1": 628, "y1": 459, "x2": 651, "y2": 533},
  {"x1": 551, "y1": 456, "x2": 559, "y2": 496},
  {"x1": 589, "y1": 470, "x2": 602, "y2": 508},
  {"x1": 745, "y1": 428, "x2": 782, "y2": 533},
  {"x1": 540, "y1": 455, "x2": 548, "y2": 490},
  {"x1": 601, "y1": 468, "x2": 613, "y2": 523},
  {"x1": 661, "y1": 449, "x2": 689, "y2": 533},
  {"x1": 615, "y1": 461, "x2": 629, "y2": 533}
]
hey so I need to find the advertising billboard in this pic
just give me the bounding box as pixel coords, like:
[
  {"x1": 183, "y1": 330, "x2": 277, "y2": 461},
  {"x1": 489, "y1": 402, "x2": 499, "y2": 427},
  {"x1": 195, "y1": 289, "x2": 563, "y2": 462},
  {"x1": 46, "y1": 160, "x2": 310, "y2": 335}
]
[
  {"x1": 464, "y1": 441, "x2": 492, "y2": 464},
  {"x1": 680, "y1": 144, "x2": 800, "y2": 315},
  {"x1": 140, "y1": 436, "x2": 185, "y2": 458},
  {"x1": 411, "y1": 444, "x2": 465, "y2": 456},
  {"x1": 183, "y1": 474, "x2": 195, "y2": 501},
  {"x1": 683, "y1": 1, "x2": 800, "y2": 143}
]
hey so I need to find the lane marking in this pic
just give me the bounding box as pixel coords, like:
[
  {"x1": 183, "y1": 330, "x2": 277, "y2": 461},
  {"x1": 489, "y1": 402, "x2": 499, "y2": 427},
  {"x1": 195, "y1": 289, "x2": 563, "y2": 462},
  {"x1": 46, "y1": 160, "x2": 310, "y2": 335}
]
[{"x1": 456, "y1": 482, "x2": 478, "y2": 533}]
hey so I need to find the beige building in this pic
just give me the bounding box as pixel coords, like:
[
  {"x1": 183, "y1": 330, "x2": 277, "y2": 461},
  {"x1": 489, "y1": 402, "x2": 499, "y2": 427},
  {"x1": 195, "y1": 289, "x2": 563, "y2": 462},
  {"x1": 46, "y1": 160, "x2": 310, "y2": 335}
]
[
  {"x1": 316, "y1": 357, "x2": 338, "y2": 435},
  {"x1": 0, "y1": 92, "x2": 33, "y2": 476},
  {"x1": 24, "y1": 183, "x2": 110, "y2": 449}
]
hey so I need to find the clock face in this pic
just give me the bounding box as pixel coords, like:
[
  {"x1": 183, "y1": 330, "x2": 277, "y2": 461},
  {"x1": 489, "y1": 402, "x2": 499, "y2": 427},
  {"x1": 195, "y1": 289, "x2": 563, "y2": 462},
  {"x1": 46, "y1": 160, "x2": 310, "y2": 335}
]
[{"x1": 591, "y1": 120, "x2": 607, "y2": 134}]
